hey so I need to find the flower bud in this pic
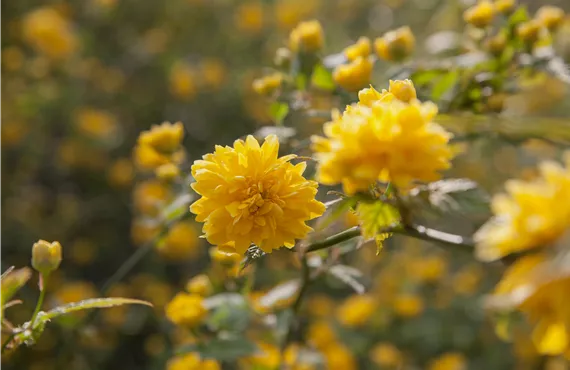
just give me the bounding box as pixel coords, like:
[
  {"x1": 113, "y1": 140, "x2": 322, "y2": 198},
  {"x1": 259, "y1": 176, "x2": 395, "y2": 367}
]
[
  {"x1": 388, "y1": 79, "x2": 417, "y2": 103},
  {"x1": 289, "y1": 20, "x2": 324, "y2": 53},
  {"x1": 374, "y1": 26, "x2": 415, "y2": 62},
  {"x1": 333, "y1": 56, "x2": 374, "y2": 92},
  {"x1": 185, "y1": 274, "x2": 213, "y2": 296},
  {"x1": 495, "y1": 0, "x2": 516, "y2": 15},
  {"x1": 463, "y1": 1, "x2": 495, "y2": 28},
  {"x1": 155, "y1": 163, "x2": 180, "y2": 181},
  {"x1": 344, "y1": 37, "x2": 371, "y2": 62},
  {"x1": 31, "y1": 240, "x2": 62, "y2": 274},
  {"x1": 485, "y1": 32, "x2": 507, "y2": 56},
  {"x1": 252, "y1": 73, "x2": 283, "y2": 95},
  {"x1": 209, "y1": 244, "x2": 241, "y2": 267},
  {"x1": 517, "y1": 20, "x2": 541, "y2": 45},
  {"x1": 536, "y1": 6, "x2": 565, "y2": 31}
]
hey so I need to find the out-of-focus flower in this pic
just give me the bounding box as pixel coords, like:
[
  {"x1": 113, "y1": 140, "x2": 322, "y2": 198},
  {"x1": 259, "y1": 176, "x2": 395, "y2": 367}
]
[
  {"x1": 428, "y1": 352, "x2": 467, "y2": 370},
  {"x1": 200, "y1": 59, "x2": 226, "y2": 90},
  {"x1": 74, "y1": 108, "x2": 117, "y2": 140},
  {"x1": 412, "y1": 255, "x2": 447, "y2": 283},
  {"x1": 190, "y1": 134, "x2": 325, "y2": 254},
  {"x1": 517, "y1": 20, "x2": 542, "y2": 45},
  {"x1": 374, "y1": 26, "x2": 415, "y2": 62},
  {"x1": 307, "y1": 320, "x2": 337, "y2": 349},
  {"x1": 240, "y1": 342, "x2": 280, "y2": 369},
  {"x1": 169, "y1": 61, "x2": 197, "y2": 100},
  {"x1": 133, "y1": 180, "x2": 171, "y2": 216},
  {"x1": 536, "y1": 6, "x2": 565, "y2": 31},
  {"x1": 185, "y1": 274, "x2": 212, "y2": 296},
  {"x1": 312, "y1": 80, "x2": 453, "y2": 194},
  {"x1": 336, "y1": 294, "x2": 376, "y2": 327},
  {"x1": 158, "y1": 221, "x2": 200, "y2": 260},
  {"x1": 289, "y1": 20, "x2": 324, "y2": 53},
  {"x1": 494, "y1": 0, "x2": 516, "y2": 15},
  {"x1": 452, "y1": 264, "x2": 483, "y2": 295},
  {"x1": 2, "y1": 47, "x2": 24, "y2": 72},
  {"x1": 31, "y1": 240, "x2": 62, "y2": 274},
  {"x1": 306, "y1": 294, "x2": 335, "y2": 318},
  {"x1": 463, "y1": 1, "x2": 495, "y2": 28},
  {"x1": 322, "y1": 343, "x2": 357, "y2": 370},
  {"x1": 485, "y1": 32, "x2": 507, "y2": 56},
  {"x1": 166, "y1": 353, "x2": 201, "y2": 370},
  {"x1": 139, "y1": 121, "x2": 184, "y2": 155},
  {"x1": 22, "y1": 7, "x2": 77, "y2": 59},
  {"x1": 131, "y1": 221, "x2": 160, "y2": 246},
  {"x1": 275, "y1": 0, "x2": 320, "y2": 30},
  {"x1": 165, "y1": 293, "x2": 207, "y2": 328},
  {"x1": 344, "y1": 37, "x2": 371, "y2": 61},
  {"x1": 333, "y1": 56, "x2": 374, "y2": 92},
  {"x1": 155, "y1": 163, "x2": 180, "y2": 182},
  {"x1": 252, "y1": 73, "x2": 283, "y2": 96},
  {"x1": 392, "y1": 293, "x2": 424, "y2": 318},
  {"x1": 369, "y1": 342, "x2": 403, "y2": 368},
  {"x1": 490, "y1": 254, "x2": 570, "y2": 356},
  {"x1": 475, "y1": 154, "x2": 570, "y2": 261},
  {"x1": 107, "y1": 158, "x2": 134, "y2": 188},
  {"x1": 234, "y1": 2, "x2": 264, "y2": 33},
  {"x1": 209, "y1": 244, "x2": 242, "y2": 266}
]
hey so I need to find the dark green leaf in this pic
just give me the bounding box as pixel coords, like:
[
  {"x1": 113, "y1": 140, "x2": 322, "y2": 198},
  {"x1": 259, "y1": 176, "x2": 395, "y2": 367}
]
[
  {"x1": 431, "y1": 70, "x2": 459, "y2": 101},
  {"x1": 176, "y1": 338, "x2": 258, "y2": 361}
]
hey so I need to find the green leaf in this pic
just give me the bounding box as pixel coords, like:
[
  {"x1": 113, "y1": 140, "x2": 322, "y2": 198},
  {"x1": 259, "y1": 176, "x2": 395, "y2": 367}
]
[
  {"x1": 269, "y1": 102, "x2": 289, "y2": 125},
  {"x1": 176, "y1": 338, "x2": 258, "y2": 361},
  {"x1": 43, "y1": 298, "x2": 152, "y2": 321},
  {"x1": 1, "y1": 267, "x2": 32, "y2": 306},
  {"x1": 508, "y1": 6, "x2": 529, "y2": 28},
  {"x1": 311, "y1": 64, "x2": 335, "y2": 91},
  {"x1": 410, "y1": 70, "x2": 445, "y2": 87},
  {"x1": 431, "y1": 70, "x2": 459, "y2": 102},
  {"x1": 356, "y1": 201, "x2": 400, "y2": 242}
]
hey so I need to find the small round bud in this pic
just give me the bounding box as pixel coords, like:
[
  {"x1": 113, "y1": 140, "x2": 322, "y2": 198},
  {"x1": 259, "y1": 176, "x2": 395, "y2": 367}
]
[
  {"x1": 155, "y1": 163, "x2": 180, "y2": 181},
  {"x1": 388, "y1": 79, "x2": 417, "y2": 103},
  {"x1": 289, "y1": 20, "x2": 324, "y2": 53},
  {"x1": 495, "y1": 0, "x2": 516, "y2": 15},
  {"x1": 31, "y1": 240, "x2": 62, "y2": 274},
  {"x1": 463, "y1": 1, "x2": 495, "y2": 28},
  {"x1": 536, "y1": 6, "x2": 565, "y2": 32},
  {"x1": 517, "y1": 20, "x2": 542, "y2": 46},
  {"x1": 332, "y1": 56, "x2": 374, "y2": 92},
  {"x1": 374, "y1": 26, "x2": 415, "y2": 62},
  {"x1": 252, "y1": 73, "x2": 283, "y2": 96},
  {"x1": 343, "y1": 37, "x2": 371, "y2": 62},
  {"x1": 185, "y1": 274, "x2": 213, "y2": 296}
]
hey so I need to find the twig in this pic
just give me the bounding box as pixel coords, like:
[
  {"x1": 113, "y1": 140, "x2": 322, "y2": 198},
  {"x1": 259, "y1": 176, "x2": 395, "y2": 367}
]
[{"x1": 304, "y1": 226, "x2": 362, "y2": 253}]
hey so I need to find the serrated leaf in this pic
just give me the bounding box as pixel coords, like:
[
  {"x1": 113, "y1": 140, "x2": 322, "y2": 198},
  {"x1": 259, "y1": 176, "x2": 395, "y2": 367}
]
[
  {"x1": 43, "y1": 298, "x2": 152, "y2": 321},
  {"x1": 356, "y1": 201, "x2": 400, "y2": 241},
  {"x1": 311, "y1": 64, "x2": 335, "y2": 91},
  {"x1": 258, "y1": 280, "x2": 300, "y2": 310},
  {"x1": 269, "y1": 102, "x2": 289, "y2": 125},
  {"x1": 1, "y1": 267, "x2": 32, "y2": 306},
  {"x1": 176, "y1": 338, "x2": 258, "y2": 361},
  {"x1": 328, "y1": 265, "x2": 365, "y2": 294}
]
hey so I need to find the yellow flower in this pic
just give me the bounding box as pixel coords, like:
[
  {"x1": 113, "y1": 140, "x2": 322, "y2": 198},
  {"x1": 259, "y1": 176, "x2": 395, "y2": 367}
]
[
  {"x1": 474, "y1": 154, "x2": 570, "y2": 261},
  {"x1": 138, "y1": 121, "x2": 184, "y2": 155},
  {"x1": 240, "y1": 342, "x2": 280, "y2": 369},
  {"x1": 311, "y1": 80, "x2": 453, "y2": 194},
  {"x1": 463, "y1": 1, "x2": 495, "y2": 28},
  {"x1": 489, "y1": 254, "x2": 570, "y2": 355},
  {"x1": 165, "y1": 293, "x2": 207, "y2": 328},
  {"x1": 107, "y1": 158, "x2": 134, "y2": 188},
  {"x1": 344, "y1": 37, "x2": 371, "y2": 61},
  {"x1": 428, "y1": 352, "x2": 467, "y2": 370},
  {"x1": 199, "y1": 58, "x2": 226, "y2": 90},
  {"x1": 494, "y1": 0, "x2": 516, "y2": 15},
  {"x1": 412, "y1": 255, "x2": 447, "y2": 283},
  {"x1": 133, "y1": 180, "x2": 171, "y2": 216},
  {"x1": 190, "y1": 134, "x2": 325, "y2": 254},
  {"x1": 369, "y1": 342, "x2": 403, "y2": 368},
  {"x1": 289, "y1": 20, "x2": 324, "y2": 53},
  {"x1": 536, "y1": 6, "x2": 565, "y2": 31},
  {"x1": 155, "y1": 163, "x2": 180, "y2": 182},
  {"x1": 322, "y1": 343, "x2": 357, "y2": 370},
  {"x1": 185, "y1": 274, "x2": 212, "y2": 296},
  {"x1": 209, "y1": 244, "x2": 242, "y2": 266},
  {"x1": 374, "y1": 26, "x2": 415, "y2": 62},
  {"x1": 333, "y1": 56, "x2": 374, "y2": 92},
  {"x1": 166, "y1": 353, "x2": 201, "y2": 370},
  {"x1": 22, "y1": 7, "x2": 77, "y2": 59},
  {"x1": 169, "y1": 61, "x2": 196, "y2": 100},
  {"x1": 307, "y1": 320, "x2": 337, "y2": 349},
  {"x1": 234, "y1": 2, "x2": 264, "y2": 33},
  {"x1": 393, "y1": 293, "x2": 424, "y2": 318},
  {"x1": 31, "y1": 240, "x2": 62, "y2": 274},
  {"x1": 252, "y1": 73, "x2": 283, "y2": 96},
  {"x1": 517, "y1": 20, "x2": 542, "y2": 45},
  {"x1": 158, "y1": 221, "x2": 201, "y2": 260},
  {"x1": 74, "y1": 108, "x2": 117, "y2": 140},
  {"x1": 336, "y1": 294, "x2": 376, "y2": 327}
]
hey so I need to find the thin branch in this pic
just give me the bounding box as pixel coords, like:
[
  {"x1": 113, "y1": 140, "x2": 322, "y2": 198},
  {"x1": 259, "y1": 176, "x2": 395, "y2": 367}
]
[{"x1": 304, "y1": 226, "x2": 362, "y2": 252}]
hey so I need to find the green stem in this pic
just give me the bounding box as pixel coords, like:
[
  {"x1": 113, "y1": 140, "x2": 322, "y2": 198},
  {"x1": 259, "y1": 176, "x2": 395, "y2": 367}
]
[
  {"x1": 304, "y1": 226, "x2": 361, "y2": 252},
  {"x1": 30, "y1": 273, "x2": 48, "y2": 327},
  {"x1": 1, "y1": 333, "x2": 16, "y2": 354}
]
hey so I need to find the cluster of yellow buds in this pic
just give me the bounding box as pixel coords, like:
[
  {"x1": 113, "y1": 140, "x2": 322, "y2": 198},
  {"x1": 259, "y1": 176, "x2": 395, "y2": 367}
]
[
  {"x1": 333, "y1": 56, "x2": 374, "y2": 92},
  {"x1": 133, "y1": 121, "x2": 185, "y2": 180},
  {"x1": 463, "y1": 1, "x2": 495, "y2": 28}
]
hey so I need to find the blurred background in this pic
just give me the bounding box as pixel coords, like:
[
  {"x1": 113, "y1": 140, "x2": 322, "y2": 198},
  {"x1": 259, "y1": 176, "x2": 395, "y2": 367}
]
[{"x1": 2, "y1": 0, "x2": 570, "y2": 369}]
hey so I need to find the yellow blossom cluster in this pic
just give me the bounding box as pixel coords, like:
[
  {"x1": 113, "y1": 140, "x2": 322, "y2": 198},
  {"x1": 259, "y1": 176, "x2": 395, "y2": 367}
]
[
  {"x1": 164, "y1": 292, "x2": 207, "y2": 328},
  {"x1": 289, "y1": 20, "x2": 324, "y2": 53},
  {"x1": 22, "y1": 7, "x2": 78, "y2": 59},
  {"x1": 167, "y1": 352, "x2": 220, "y2": 370},
  {"x1": 312, "y1": 79, "x2": 453, "y2": 194},
  {"x1": 190, "y1": 134, "x2": 325, "y2": 254},
  {"x1": 133, "y1": 121, "x2": 185, "y2": 175}
]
